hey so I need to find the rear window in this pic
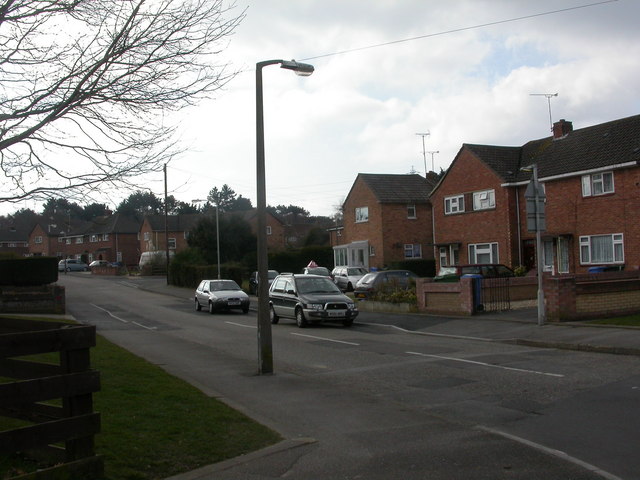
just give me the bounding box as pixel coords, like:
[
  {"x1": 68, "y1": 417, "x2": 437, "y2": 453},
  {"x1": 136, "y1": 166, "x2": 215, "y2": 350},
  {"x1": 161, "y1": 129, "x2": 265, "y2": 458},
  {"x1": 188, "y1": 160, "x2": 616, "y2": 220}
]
[{"x1": 359, "y1": 273, "x2": 377, "y2": 284}]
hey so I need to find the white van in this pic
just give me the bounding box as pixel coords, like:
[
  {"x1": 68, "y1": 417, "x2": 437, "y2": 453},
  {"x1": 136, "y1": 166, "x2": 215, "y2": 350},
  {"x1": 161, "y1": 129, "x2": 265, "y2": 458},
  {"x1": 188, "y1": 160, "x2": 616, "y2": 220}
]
[{"x1": 138, "y1": 251, "x2": 174, "y2": 268}]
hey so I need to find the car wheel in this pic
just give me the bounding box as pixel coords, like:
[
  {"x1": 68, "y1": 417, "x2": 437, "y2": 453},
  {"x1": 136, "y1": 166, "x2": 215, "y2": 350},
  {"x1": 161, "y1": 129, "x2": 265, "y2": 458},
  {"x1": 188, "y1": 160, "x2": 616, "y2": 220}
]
[
  {"x1": 343, "y1": 318, "x2": 354, "y2": 327},
  {"x1": 195, "y1": 298, "x2": 201, "y2": 311},
  {"x1": 347, "y1": 282, "x2": 353, "y2": 292},
  {"x1": 295, "y1": 308, "x2": 307, "y2": 328},
  {"x1": 66, "y1": 267, "x2": 71, "y2": 272},
  {"x1": 208, "y1": 301, "x2": 215, "y2": 314},
  {"x1": 269, "y1": 305, "x2": 279, "y2": 324},
  {"x1": 242, "y1": 306, "x2": 249, "y2": 314}
]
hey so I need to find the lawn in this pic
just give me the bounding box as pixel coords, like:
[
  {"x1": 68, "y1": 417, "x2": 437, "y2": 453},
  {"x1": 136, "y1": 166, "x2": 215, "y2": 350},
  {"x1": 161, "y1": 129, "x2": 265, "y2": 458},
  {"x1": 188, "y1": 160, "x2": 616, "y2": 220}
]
[
  {"x1": 1, "y1": 320, "x2": 282, "y2": 480},
  {"x1": 587, "y1": 313, "x2": 640, "y2": 327}
]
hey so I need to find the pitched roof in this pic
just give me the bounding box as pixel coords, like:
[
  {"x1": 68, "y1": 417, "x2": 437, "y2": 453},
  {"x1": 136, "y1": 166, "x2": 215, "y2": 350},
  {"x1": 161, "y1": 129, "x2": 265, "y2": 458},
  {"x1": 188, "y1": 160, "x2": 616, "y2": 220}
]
[
  {"x1": 352, "y1": 173, "x2": 436, "y2": 204},
  {"x1": 462, "y1": 114, "x2": 640, "y2": 184},
  {"x1": 144, "y1": 214, "x2": 202, "y2": 232}
]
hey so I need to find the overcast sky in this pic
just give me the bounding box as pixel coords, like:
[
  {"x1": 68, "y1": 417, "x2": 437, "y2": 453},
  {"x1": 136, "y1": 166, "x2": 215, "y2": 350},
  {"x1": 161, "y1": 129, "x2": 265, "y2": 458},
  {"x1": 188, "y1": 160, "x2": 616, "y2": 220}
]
[{"x1": 10, "y1": 0, "x2": 640, "y2": 218}]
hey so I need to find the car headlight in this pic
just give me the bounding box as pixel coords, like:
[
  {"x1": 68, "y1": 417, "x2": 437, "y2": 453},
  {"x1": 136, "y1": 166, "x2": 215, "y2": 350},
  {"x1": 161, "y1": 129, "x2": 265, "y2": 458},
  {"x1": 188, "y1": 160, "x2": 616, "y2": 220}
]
[
  {"x1": 306, "y1": 303, "x2": 324, "y2": 310},
  {"x1": 347, "y1": 303, "x2": 357, "y2": 311}
]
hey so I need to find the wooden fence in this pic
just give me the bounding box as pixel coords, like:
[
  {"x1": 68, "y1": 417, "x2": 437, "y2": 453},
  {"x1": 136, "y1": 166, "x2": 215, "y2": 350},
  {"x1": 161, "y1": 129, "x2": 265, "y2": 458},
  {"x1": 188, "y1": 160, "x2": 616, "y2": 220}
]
[{"x1": 0, "y1": 317, "x2": 103, "y2": 479}]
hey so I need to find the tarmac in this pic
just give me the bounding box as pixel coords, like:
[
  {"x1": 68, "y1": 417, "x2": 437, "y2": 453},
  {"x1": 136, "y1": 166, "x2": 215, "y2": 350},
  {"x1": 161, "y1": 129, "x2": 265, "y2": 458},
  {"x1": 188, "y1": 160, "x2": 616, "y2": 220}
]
[{"x1": 59, "y1": 276, "x2": 640, "y2": 479}]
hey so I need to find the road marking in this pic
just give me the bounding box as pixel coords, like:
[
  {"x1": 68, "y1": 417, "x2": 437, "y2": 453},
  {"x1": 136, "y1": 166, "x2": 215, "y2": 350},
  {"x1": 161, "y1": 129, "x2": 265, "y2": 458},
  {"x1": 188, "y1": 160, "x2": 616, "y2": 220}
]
[
  {"x1": 477, "y1": 426, "x2": 624, "y2": 480},
  {"x1": 117, "y1": 281, "x2": 140, "y2": 289},
  {"x1": 90, "y1": 303, "x2": 157, "y2": 330},
  {"x1": 226, "y1": 321, "x2": 256, "y2": 329},
  {"x1": 291, "y1": 333, "x2": 360, "y2": 346},
  {"x1": 406, "y1": 351, "x2": 564, "y2": 377},
  {"x1": 360, "y1": 321, "x2": 497, "y2": 342}
]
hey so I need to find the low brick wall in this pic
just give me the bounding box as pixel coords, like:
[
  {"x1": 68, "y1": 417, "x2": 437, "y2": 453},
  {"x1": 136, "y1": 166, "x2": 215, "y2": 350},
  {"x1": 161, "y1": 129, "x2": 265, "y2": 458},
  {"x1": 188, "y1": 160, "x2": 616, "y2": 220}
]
[
  {"x1": 546, "y1": 271, "x2": 640, "y2": 321},
  {"x1": 0, "y1": 284, "x2": 65, "y2": 314}
]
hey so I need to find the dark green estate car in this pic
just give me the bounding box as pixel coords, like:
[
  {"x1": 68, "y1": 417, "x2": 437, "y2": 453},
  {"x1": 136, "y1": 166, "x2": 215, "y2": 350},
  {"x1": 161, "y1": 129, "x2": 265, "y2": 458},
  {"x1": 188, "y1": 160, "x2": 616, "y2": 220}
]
[{"x1": 269, "y1": 273, "x2": 358, "y2": 328}]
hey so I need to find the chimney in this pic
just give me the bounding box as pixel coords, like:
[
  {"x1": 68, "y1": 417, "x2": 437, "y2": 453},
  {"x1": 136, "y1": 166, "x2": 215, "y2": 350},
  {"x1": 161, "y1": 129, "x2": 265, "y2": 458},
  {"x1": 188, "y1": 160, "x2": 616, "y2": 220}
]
[{"x1": 553, "y1": 119, "x2": 573, "y2": 139}]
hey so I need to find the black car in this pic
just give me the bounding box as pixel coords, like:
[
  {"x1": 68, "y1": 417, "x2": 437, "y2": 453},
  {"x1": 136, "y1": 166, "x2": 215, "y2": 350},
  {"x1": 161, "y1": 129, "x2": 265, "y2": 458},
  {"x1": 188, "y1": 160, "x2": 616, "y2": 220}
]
[
  {"x1": 269, "y1": 273, "x2": 358, "y2": 327},
  {"x1": 248, "y1": 270, "x2": 279, "y2": 295},
  {"x1": 353, "y1": 270, "x2": 418, "y2": 300}
]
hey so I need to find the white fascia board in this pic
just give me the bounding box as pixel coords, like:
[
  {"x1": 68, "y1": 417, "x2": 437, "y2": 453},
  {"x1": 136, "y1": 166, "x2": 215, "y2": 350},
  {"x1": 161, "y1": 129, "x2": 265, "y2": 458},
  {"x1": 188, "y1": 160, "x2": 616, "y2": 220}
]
[{"x1": 501, "y1": 161, "x2": 638, "y2": 187}]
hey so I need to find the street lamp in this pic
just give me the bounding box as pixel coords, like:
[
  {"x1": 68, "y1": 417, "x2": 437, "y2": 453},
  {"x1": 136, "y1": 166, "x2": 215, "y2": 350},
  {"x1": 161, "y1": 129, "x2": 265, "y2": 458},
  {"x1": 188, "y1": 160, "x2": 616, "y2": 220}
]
[{"x1": 256, "y1": 59, "x2": 314, "y2": 375}]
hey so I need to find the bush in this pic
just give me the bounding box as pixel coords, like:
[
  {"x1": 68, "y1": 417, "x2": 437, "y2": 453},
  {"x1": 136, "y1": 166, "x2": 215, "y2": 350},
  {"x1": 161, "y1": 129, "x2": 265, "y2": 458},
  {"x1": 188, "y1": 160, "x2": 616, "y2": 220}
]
[{"x1": 0, "y1": 257, "x2": 58, "y2": 286}]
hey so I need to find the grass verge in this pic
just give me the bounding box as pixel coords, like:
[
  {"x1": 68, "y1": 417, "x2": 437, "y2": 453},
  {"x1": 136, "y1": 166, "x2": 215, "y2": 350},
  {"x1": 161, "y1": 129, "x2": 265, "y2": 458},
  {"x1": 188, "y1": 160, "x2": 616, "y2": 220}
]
[
  {"x1": 1, "y1": 319, "x2": 282, "y2": 480},
  {"x1": 587, "y1": 313, "x2": 640, "y2": 327}
]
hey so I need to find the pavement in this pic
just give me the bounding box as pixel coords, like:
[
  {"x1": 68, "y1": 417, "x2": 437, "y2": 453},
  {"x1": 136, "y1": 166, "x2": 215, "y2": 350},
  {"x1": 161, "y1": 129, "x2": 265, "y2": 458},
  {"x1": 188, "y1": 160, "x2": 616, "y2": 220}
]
[{"x1": 65, "y1": 276, "x2": 640, "y2": 479}]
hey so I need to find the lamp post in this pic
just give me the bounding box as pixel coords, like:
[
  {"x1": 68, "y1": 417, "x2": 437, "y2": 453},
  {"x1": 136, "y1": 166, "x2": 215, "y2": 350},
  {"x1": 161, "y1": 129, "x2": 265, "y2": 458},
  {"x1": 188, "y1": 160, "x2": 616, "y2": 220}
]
[{"x1": 256, "y1": 59, "x2": 314, "y2": 375}]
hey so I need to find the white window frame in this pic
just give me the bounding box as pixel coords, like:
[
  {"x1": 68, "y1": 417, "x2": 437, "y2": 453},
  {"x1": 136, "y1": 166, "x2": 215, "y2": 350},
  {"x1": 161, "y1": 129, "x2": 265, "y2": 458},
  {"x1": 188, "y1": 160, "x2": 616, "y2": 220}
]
[
  {"x1": 439, "y1": 247, "x2": 448, "y2": 267},
  {"x1": 444, "y1": 195, "x2": 464, "y2": 214},
  {"x1": 75, "y1": 237, "x2": 83, "y2": 244},
  {"x1": 579, "y1": 233, "x2": 624, "y2": 264},
  {"x1": 34, "y1": 236, "x2": 43, "y2": 244},
  {"x1": 582, "y1": 172, "x2": 614, "y2": 197},
  {"x1": 266, "y1": 226, "x2": 272, "y2": 235},
  {"x1": 369, "y1": 245, "x2": 375, "y2": 257},
  {"x1": 103, "y1": 234, "x2": 109, "y2": 241},
  {"x1": 404, "y1": 244, "x2": 422, "y2": 259},
  {"x1": 355, "y1": 206, "x2": 369, "y2": 223},
  {"x1": 143, "y1": 232, "x2": 150, "y2": 241},
  {"x1": 407, "y1": 204, "x2": 416, "y2": 219},
  {"x1": 168, "y1": 237, "x2": 177, "y2": 249},
  {"x1": 90, "y1": 235, "x2": 98, "y2": 242},
  {"x1": 468, "y1": 242, "x2": 498, "y2": 264},
  {"x1": 472, "y1": 189, "x2": 495, "y2": 211}
]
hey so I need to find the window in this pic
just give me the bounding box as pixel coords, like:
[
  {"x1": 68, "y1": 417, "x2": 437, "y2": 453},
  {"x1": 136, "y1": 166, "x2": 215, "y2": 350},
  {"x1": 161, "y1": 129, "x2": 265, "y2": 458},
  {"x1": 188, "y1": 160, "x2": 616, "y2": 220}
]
[
  {"x1": 473, "y1": 189, "x2": 495, "y2": 210},
  {"x1": 75, "y1": 237, "x2": 83, "y2": 244},
  {"x1": 66, "y1": 238, "x2": 71, "y2": 245},
  {"x1": 143, "y1": 232, "x2": 150, "y2": 241},
  {"x1": 266, "y1": 226, "x2": 272, "y2": 235},
  {"x1": 444, "y1": 195, "x2": 464, "y2": 214},
  {"x1": 34, "y1": 236, "x2": 43, "y2": 244},
  {"x1": 355, "y1": 206, "x2": 369, "y2": 223},
  {"x1": 543, "y1": 240, "x2": 554, "y2": 273},
  {"x1": 90, "y1": 235, "x2": 98, "y2": 242},
  {"x1": 407, "y1": 204, "x2": 416, "y2": 219},
  {"x1": 468, "y1": 242, "x2": 498, "y2": 264},
  {"x1": 580, "y1": 234, "x2": 624, "y2": 264},
  {"x1": 103, "y1": 234, "x2": 109, "y2": 241},
  {"x1": 369, "y1": 245, "x2": 375, "y2": 257},
  {"x1": 404, "y1": 244, "x2": 422, "y2": 259},
  {"x1": 582, "y1": 172, "x2": 614, "y2": 196},
  {"x1": 168, "y1": 238, "x2": 176, "y2": 249}
]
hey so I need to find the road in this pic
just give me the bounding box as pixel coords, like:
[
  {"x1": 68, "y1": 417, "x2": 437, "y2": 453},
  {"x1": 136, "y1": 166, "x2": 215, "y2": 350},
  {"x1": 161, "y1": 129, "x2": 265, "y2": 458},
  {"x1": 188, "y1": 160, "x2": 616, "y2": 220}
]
[{"x1": 60, "y1": 273, "x2": 640, "y2": 479}]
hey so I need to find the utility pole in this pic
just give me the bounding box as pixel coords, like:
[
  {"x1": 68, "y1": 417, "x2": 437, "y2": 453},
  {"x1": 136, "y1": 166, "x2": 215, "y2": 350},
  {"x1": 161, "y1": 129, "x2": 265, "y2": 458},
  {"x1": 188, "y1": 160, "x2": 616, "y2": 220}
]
[{"x1": 416, "y1": 132, "x2": 430, "y2": 176}]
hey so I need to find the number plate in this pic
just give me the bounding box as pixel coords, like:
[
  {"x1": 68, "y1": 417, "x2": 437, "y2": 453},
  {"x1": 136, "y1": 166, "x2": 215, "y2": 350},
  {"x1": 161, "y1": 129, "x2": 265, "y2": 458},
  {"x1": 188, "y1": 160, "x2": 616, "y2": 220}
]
[
  {"x1": 328, "y1": 310, "x2": 346, "y2": 317},
  {"x1": 228, "y1": 300, "x2": 241, "y2": 306}
]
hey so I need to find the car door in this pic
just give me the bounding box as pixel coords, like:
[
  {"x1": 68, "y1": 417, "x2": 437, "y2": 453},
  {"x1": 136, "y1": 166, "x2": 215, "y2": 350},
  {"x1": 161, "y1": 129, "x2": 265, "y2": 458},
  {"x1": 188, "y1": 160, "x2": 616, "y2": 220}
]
[
  {"x1": 195, "y1": 281, "x2": 207, "y2": 305},
  {"x1": 280, "y1": 278, "x2": 298, "y2": 318},
  {"x1": 270, "y1": 277, "x2": 287, "y2": 316}
]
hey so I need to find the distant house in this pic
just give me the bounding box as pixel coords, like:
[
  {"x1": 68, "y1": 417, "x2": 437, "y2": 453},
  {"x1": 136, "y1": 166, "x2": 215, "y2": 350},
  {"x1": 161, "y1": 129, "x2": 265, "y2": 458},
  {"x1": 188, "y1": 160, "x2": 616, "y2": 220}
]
[
  {"x1": 53, "y1": 213, "x2": 140, "y2": 266},
  {"x1": 231, "y1": 209, "x2": 286, "y2": 252},
  {"x1": 139, "y1": 214, "x2": 202, "y2": 258},
  {"x1": 335, "y1": 173, "x2": 437, "y2": 270},
  {"x1": 430, "y1": 115, "x2": 640, "y2": 274},
  {"x1": 0, "y1": 219, "x2": 31, "y2": 257}
]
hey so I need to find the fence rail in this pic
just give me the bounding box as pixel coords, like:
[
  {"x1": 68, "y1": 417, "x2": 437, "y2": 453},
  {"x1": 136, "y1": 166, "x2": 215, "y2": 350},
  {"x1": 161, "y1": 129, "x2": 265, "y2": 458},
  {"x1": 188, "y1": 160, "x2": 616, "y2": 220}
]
[{"x1": 0, "y1": 317, "x2": 103, "y2": 479}]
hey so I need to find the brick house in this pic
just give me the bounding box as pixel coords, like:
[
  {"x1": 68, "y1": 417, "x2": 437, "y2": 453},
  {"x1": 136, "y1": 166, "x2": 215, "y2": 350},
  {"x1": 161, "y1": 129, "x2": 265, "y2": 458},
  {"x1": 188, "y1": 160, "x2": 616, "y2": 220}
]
[
  {"x1": 139, "y1": 214, "x2": 202, "y2": 258},
  {"x1": 335, "y1": 173, "x2": 437, "y2": 270},
  {"x1": 54, "y1": 213, "x2": 141, "y2": 266},
  {"x1": 0, "y1": 220, "x2": 31, "y2": 257},
  {"x1": 430, "y1": 115, "x2": 640, "y2": 275},
  {"x1": 231, "y1": 209, "x2": 286, "y2": 252}
]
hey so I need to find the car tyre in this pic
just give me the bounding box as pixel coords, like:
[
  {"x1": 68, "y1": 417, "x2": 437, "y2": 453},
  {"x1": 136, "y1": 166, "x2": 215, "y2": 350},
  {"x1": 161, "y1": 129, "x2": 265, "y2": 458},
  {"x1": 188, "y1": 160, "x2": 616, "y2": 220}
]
[
  {"x1": 208, "y1": 301, "x2": 215, "y2": 314},
  {"x1": 295, "y1": 308, "x2": 307, "y2": 328},
  {"x1": 347, "y1": 282, "x2": 353, "y2": 292},
  {"x1": 195, "y1": 298, "x2": 201, "y2": 311},
  {"x1": 270, "y1": 305, "x2": 279, "y2": 324},
  {"x1": 242, "y1": 306, "x2": 249, "y2": 314}
]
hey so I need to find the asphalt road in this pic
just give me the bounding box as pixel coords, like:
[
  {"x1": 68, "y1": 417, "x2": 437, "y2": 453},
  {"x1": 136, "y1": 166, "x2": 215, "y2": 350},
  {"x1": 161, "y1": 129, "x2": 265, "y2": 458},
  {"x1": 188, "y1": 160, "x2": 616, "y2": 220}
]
[{"x1": 59, "y1": 273, "x2": 640, "y2": 480}]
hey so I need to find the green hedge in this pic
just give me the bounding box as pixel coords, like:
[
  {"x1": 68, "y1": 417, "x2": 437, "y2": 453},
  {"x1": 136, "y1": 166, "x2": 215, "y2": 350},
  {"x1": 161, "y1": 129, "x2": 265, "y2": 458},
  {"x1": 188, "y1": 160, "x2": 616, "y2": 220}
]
[
  {"x1": 169, "y1": 262, "x2": 244, "y2": 289},
  {"x1": 0, "y1": 257, "x2": 59, "y2": 286}
]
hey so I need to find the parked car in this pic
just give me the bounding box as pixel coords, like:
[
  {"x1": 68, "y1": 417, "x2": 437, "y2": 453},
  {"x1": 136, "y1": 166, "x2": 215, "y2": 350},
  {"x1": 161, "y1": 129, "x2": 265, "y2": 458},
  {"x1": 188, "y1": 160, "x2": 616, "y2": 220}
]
[
  {"x1": 301, "y1": 266, "x2": 333, "y2": 279},
  {"x1": 269, "y1": 273, "x2": 358, "y2": 327},
  {"x1": 433, "y1": 264, "x2": 514, "y2": 282},
  {"x1": 353, "y1": 270, "x2": 418, "y2": 300},
  {"x1": 194, "y1": 279, "x2": 250, "y2": 314},
  {"x1": 331, "y1": 266, "x2": 368, "y2": 292},
  {"x1": 249, "y1": 270, "x2": 279, "y2": 295},
  {"x1": 89, "y1": 260, "x2": 109, "y2": 268},
  {"x1": 58, "y1": 259, "x2": 89, "y2": 272}
]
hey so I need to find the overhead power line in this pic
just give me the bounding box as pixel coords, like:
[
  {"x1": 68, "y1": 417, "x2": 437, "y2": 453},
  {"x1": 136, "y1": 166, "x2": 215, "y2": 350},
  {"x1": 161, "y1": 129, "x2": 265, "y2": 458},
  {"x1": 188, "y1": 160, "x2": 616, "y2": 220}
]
[{"x1": 301, "y1": 0, "x2": 618, "y2": 61}]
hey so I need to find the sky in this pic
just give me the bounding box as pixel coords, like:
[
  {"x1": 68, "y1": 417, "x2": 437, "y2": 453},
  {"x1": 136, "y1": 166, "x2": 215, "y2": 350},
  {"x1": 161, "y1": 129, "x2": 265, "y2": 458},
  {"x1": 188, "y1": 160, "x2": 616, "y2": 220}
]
[{"x1": 7, "y1": 0, "x2": 640, "y2": 218}]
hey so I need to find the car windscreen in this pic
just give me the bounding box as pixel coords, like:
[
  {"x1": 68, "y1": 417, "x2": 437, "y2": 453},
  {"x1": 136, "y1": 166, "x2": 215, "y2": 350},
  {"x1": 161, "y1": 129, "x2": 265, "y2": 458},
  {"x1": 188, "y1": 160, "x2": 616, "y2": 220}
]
[
  {"x1": 296, "y1": 277, "x2": 340, "y2": 294},
  {"x1": 358, "y1": 273, "x2": 377, "y2": 284},
  {"x1": 209, "y1": 280, "x2": 240, "y2": 291},
  {"x1": 348, "y1": 268, "x2": 368, "y2": 275}
]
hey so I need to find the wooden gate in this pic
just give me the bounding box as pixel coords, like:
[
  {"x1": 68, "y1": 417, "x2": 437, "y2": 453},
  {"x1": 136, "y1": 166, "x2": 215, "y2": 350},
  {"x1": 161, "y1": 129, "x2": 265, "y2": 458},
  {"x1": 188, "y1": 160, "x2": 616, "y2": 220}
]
[{"x1": 0, "y1": 317, "x2": 103, "y2": 479}]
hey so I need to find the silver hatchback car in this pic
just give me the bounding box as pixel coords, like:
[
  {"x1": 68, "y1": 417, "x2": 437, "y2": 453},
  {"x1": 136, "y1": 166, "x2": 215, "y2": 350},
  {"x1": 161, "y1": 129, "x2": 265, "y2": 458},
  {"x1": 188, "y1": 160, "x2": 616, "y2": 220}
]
[{"x1": 194, "y1": 279, "x2": 250, "y2": 314}]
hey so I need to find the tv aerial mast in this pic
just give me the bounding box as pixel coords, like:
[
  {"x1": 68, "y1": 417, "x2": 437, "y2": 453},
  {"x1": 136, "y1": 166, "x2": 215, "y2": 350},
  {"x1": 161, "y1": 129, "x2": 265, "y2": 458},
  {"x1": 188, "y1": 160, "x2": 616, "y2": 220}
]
[{"x1": 530, "y1": 93, "x2": 558, "y2": 131}]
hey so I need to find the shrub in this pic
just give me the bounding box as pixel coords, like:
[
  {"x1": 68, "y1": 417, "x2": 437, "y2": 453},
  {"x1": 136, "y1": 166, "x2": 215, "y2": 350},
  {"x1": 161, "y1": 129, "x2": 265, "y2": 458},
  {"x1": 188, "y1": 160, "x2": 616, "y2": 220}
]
[{"x1": 0, "y1": 257, "x2": 58, "y2": 286}]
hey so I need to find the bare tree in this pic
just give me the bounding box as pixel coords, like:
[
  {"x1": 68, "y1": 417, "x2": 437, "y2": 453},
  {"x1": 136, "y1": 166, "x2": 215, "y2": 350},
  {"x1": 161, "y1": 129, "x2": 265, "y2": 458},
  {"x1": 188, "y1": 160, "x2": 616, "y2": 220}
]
[{"x1": 0, "y1": 0, "x2": 244, "y2": 205}]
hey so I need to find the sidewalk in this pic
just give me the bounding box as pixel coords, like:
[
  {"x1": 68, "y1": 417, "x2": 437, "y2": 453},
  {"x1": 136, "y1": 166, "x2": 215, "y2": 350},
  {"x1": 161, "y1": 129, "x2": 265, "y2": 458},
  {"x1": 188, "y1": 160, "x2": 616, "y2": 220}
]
[{"x1": 136, "y1": 275, "x2": 640, "y2": 357}]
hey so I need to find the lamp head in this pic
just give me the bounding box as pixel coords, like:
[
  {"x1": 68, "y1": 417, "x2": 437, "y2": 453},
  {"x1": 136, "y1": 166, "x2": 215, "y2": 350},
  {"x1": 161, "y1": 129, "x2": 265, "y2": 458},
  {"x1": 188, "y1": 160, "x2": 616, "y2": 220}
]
[{"x1": 280, "y1": 59, "x2": 314, "y2": 76}]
